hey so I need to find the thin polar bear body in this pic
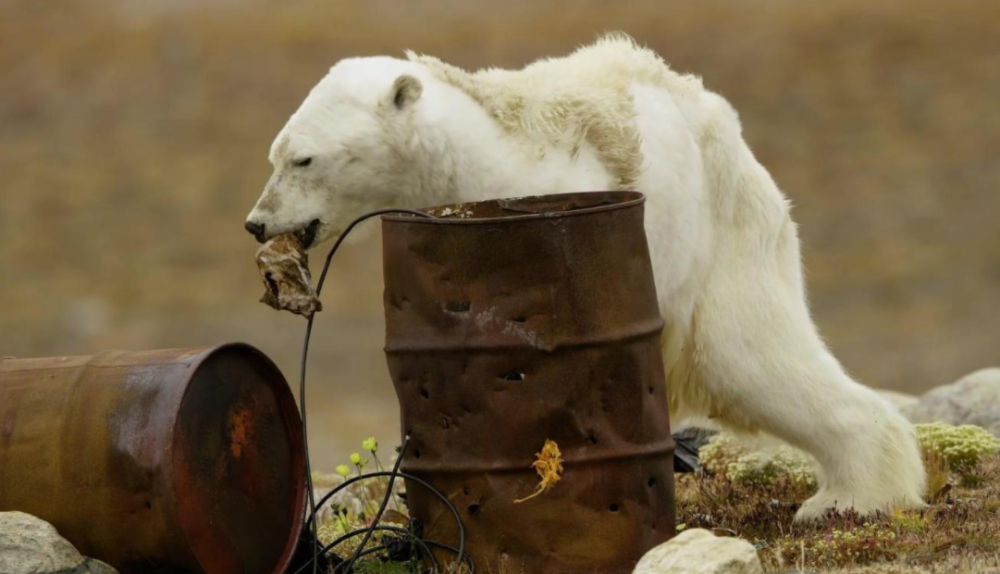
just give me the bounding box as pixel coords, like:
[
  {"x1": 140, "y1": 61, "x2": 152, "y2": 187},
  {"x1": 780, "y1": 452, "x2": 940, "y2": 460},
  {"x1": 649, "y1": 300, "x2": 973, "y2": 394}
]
[{"x1": 246, "y1": 35, "x2": 927, "y2": 520}]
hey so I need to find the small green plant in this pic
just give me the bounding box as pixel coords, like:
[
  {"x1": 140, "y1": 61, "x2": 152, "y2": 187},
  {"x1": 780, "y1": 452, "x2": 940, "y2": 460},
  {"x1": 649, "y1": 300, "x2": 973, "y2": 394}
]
[
  {"x1": 922, "y1": 445, "x2": 951, "y2": 502},
  {"x1": 890, "y1": 509, "x2": 929, "y2": 534},
  {"x1": 917, "y1": 422, "x2": 1000, "y2": 473},
  {"x1": 313, "y1": 437, "x2": 408, "y2": 550}
]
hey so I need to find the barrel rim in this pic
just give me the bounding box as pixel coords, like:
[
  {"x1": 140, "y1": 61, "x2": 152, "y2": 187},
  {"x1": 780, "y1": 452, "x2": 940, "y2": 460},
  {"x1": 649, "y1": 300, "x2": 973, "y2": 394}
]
[
  {"x1": 168, "y1": 341, "x2": 306, "y2": 574},
  {"x1": 381, "y1": 190, "x2": 645, "y2": 225}
]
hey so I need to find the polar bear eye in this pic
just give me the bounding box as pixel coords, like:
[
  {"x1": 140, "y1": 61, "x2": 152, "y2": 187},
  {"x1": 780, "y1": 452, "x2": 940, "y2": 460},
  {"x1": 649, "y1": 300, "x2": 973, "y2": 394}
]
[{"x1": 293, "y1": 157, "x2": 312, "y2": 167}]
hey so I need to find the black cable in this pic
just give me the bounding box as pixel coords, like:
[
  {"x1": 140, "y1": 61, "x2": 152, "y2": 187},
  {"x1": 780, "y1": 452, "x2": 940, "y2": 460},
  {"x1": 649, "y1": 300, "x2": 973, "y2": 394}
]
[
  {"x1": 300, "y1": 208, "x2": 428, "y2": 574},
  {"x1": 292, "y1": 527, "x2": 438, "y2": 574},
  {"x1": 297, "y1": 469, "x2": 474, "y2": 574},
  {"x1": 296, "y1": 207, "x2": 480, "y2": 574},
  {"x1": 308, "y1": 470, "x2": 468, "y2": 568},
  {"x1": 315, "y1": 209, "x2": 431, "y2": 294},
  {"x1": 298, "y1": 526, "x2": 439, "y2": 574},
  {"x1": 300, "y1": 315, "x2": 319, "y2": 574}
]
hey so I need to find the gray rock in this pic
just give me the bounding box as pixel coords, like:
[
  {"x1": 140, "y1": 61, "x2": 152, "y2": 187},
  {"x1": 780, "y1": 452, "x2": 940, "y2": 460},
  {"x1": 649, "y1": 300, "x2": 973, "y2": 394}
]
[
  {"x1": 906, "y1": 368, "x2": 1000, "y2": 436},
  {"x1": 0, "y1": 512, "x2": 119, "y2": 574},
  {"x1": 633, "y1": 528, "x2": 763, "y2": 574}
]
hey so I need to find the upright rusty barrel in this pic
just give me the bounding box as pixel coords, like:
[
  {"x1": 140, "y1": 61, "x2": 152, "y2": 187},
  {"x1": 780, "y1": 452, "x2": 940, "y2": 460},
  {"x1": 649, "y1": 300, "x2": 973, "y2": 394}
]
[
  {"x1": 382, "y1": 191, "x2": 676, "y2": 574},
  {"x1": 0, "y1": 344, "x2": 306, "y2": 574}
]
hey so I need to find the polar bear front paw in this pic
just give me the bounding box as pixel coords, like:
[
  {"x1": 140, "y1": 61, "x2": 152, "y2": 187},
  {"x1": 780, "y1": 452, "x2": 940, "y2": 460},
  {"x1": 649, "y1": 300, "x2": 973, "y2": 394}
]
[
  {"x1": 794, "y1": 488, "x2": 926, "y2": 523},
  {"x1": 794, "y1": 490, "x2": 860, "y2": 522}
]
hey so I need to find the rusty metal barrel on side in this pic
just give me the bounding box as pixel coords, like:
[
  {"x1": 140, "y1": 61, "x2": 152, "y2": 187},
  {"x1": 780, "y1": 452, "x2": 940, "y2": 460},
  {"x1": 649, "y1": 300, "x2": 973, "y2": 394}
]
[
  {"x1": 381, "y1": 191, "x2": 676, "y2": 574},
  {"x1": 0, "y1": 344, "x2": 305, "y2": 574}
]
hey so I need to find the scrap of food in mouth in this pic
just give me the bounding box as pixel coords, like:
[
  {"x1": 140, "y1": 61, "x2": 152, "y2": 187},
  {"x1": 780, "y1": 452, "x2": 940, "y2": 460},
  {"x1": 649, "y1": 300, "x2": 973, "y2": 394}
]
[{"x1": 255, "y1": 233, "x2": 322, "y2": 318}]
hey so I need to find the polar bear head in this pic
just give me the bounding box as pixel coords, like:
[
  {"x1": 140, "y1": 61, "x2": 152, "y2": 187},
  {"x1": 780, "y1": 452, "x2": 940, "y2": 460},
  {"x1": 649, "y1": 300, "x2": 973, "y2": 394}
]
[{"x1": 245, "y1": 57, "x2": 430, "y2": 248}]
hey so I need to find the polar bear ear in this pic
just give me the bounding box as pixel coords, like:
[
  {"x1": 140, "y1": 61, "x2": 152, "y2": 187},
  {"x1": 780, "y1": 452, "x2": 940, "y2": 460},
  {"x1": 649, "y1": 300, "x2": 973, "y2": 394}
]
[{"x1": 391, "y1": 75, "x2": 423, "y2": 109}]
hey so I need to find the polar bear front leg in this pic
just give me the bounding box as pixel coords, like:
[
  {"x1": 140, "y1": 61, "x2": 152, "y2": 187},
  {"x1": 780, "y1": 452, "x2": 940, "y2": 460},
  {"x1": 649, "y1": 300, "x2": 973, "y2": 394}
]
[{"x1": 687, "y1": 267, "x2": 927, "y2": 522}]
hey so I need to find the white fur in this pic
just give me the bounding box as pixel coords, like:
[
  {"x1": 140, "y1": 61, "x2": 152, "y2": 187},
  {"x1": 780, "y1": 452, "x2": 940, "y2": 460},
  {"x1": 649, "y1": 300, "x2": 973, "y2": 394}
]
[{"x1": 247, "y1": 35, "x2": 926, "y2": 521}]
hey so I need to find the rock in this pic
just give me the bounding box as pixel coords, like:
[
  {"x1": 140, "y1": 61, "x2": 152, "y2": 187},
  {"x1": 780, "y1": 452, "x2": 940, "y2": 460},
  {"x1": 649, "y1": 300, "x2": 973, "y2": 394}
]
[
  {"x1": 633, "y1": 528, "x2": 763, "y2": 574},
  {"x1": 906, "y1": 368, "x2": 1000, "y2": 436},
  {"x1": 0, "y1": 511, "x2": 119, "y2": 574}
]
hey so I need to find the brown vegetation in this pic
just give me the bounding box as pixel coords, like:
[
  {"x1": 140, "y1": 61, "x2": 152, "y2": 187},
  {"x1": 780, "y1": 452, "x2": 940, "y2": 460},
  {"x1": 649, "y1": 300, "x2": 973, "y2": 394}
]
[{"x1": 677, "y1": 453, "x2": 1000, "y2": 573}]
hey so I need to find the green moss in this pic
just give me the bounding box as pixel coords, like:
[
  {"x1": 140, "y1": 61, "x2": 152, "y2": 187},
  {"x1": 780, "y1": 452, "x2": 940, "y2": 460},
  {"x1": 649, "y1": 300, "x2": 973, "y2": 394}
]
[{"x1": 916, "y1": 422, "x2": 1000, "y2": 473}]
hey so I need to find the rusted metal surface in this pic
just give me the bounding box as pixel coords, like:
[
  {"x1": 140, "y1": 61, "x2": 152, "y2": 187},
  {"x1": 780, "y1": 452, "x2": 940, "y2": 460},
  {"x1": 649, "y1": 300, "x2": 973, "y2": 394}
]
[
  {"x1": 382, "y1": 191, "x2": 676, "y2": 574},
  {"x1": 0, "y1": 344, "x2": 305, "y2": 574}
]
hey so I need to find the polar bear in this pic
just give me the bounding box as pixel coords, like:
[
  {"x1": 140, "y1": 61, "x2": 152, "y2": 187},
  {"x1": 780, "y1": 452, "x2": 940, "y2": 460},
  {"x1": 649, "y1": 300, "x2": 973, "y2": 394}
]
[{"x1": 245, "y1": 35, "x2": 926, "y2": 521}]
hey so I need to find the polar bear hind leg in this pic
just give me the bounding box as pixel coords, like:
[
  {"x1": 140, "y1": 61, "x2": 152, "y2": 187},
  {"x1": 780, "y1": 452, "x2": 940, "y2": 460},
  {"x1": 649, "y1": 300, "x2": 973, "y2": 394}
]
[{"x1": 671, "y1": 92, "x2": 927, "y2": 521}]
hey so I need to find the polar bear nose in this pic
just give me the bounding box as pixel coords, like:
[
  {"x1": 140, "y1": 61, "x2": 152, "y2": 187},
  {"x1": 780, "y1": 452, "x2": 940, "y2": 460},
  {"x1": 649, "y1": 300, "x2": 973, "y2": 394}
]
[{"x1": 245, "y1": 220, "x2": 266, "y2": 243}]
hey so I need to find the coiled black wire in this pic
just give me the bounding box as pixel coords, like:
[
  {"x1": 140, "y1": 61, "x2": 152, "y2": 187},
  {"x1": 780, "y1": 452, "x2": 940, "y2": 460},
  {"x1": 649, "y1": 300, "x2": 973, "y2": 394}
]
[{"x1": 295, "y1": 208, "x2": 472, "y2": 574}]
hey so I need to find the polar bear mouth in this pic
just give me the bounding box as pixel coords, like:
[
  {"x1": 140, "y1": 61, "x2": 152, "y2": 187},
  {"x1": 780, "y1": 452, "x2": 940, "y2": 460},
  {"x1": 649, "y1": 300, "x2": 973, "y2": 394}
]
[{"x1": 295, "y1": 219, "x2": 322, "y2": 250}]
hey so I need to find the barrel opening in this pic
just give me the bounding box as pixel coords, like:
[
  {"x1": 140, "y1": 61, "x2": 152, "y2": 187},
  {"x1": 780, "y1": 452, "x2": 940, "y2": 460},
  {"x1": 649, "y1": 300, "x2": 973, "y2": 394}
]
[
  {"x1": 420, "y1": 387, "x2": 430, "y2": 399},
  {"x1": 467, "y1": 503, "x2": 481, "y2": 516},
  {"x1": 417, "y1": 192, "x2": 643, "y2": 220},
  {"x1": 510, "y1": 315, "x2": 527, "y2": 323},
  {"x1": 648, "y1": 476, "x2": 657, "y2": 488},
  {"x1": 588, "y1": 432, "x2": 598, "y2": 445},
  {"x1": 500, "y1": 372, "x2": 525, "y2": 382},
  {"x1": 648, "y1": 386, "x2": 655, "y2": 395},
  {"x1": 609, "y1": 504, "x2": 619, "y2": 513}
]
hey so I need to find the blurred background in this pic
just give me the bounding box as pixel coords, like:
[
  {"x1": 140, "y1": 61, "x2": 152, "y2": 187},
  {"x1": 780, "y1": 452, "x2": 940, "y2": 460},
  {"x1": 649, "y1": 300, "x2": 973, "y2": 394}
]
[{"x1": 1, "y1": 0, "x2": 998, "y2": 469}]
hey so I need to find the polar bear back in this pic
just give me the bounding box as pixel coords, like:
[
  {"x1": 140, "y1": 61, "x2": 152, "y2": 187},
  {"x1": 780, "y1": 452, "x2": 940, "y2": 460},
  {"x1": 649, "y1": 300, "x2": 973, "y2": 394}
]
[{"x1": 408, "y1": 34, "x2": 705, "y2": 190}]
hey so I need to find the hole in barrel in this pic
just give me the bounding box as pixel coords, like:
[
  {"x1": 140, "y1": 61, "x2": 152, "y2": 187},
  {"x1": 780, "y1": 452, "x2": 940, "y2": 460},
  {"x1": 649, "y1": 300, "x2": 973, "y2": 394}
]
[
  {"x1": 467, "y1": 503, "x2": 481, "y2": 516},
  {"x1": 648, "y1": 476, "x2": 657, "y2": 488},
  {"x1": 609, "y1": 504, "x2": 619, "y2": 512},
  {"x1": 588, "y1": 432, "x2": 598, "y2": 445},
  {"x1": 420, "y1": 388, "x2": 430, "y2": 399},
  {"x1": 511, "y1": 315, "x2": 527, "y2": 323},
  {"x1": 446, "y1": 301, "x2": 472, "y2": 313},
  {"x1": 500, "y1": 372, "x2": 525, "y2": 382}
]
